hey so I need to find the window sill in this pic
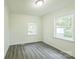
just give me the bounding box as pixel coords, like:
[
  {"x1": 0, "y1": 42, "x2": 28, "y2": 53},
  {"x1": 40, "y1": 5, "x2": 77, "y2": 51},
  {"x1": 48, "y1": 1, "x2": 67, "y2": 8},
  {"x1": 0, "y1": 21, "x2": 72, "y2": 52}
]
[{"x1": 53, "y1": 37, "x2": 75, "y2": 42}]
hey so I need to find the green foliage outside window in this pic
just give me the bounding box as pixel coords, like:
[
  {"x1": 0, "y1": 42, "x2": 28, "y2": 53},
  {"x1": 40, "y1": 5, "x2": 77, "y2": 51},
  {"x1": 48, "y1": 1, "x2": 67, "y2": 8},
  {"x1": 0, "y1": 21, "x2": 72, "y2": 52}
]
[{"x1": 56, "y1": 15, "x2": 73, "y2": 38}]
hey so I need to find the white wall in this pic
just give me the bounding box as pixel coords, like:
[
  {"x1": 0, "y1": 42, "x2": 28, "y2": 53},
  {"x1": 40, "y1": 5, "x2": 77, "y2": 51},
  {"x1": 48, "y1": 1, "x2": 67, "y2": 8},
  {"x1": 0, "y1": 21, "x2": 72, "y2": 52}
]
[
  {"x1": 10, "y1": 14, "x2": 42, "y2": 45},
  {"x1": 42, "y1": 8, "x2": 75, "y2": 56},
  {"x1": 4, "y1": 5, "x2": 10, "y2": 55}
]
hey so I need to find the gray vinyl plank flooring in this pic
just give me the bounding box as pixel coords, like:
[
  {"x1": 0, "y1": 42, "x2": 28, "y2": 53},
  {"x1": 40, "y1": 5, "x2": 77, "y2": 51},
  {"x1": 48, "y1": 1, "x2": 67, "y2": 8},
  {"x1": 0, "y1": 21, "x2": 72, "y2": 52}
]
[{"x1": 5, "y1": 42, "x2": 75, "y2": 59}]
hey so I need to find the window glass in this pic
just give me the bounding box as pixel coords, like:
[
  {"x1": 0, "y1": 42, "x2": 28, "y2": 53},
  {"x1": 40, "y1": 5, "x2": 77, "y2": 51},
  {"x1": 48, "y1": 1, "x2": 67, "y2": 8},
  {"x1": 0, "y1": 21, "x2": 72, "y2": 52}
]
[
  {"x1": 27, "y1": 23, "x2": 37, "y2": 35},
  {"x1": 54, "y1": 14, "x2": 74, "y2": 41}
]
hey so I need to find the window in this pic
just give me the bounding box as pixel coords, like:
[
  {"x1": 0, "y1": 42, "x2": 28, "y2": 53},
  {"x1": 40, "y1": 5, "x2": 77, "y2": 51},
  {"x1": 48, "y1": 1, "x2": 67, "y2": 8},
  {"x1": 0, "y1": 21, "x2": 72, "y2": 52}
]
[
  {"x1": 54, "y1": 14, "x2": 74, "y2": 41},
  {"x1": 27, "y1": 23, "x2": 37, "y2": 35}
]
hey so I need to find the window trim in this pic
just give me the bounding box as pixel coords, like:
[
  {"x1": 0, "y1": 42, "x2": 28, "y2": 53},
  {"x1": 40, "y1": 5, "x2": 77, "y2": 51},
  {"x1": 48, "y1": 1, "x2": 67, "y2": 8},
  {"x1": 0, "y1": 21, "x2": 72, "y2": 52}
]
[
  {"x1": 27, "y1": 23, "x2": 37, "y2": 35},
  {"x1": 54, "y1": 13, "x2": 75, "y2": 41}
]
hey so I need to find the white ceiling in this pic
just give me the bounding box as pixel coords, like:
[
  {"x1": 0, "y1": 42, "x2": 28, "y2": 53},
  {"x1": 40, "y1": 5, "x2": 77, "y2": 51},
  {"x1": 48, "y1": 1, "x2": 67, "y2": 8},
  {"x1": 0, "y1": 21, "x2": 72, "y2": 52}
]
[{"x1": 6, "y1": 0, "x2": 75, "y2": 16}]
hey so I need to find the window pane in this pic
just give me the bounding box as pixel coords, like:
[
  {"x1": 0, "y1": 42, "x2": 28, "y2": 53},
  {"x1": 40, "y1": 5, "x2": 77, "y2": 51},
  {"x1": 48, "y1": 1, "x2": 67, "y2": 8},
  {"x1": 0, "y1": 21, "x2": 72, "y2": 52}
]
[
  {"x1": 28, "y1": 23, "x2": 37, "y2": 35},
  {"x1": 55, "y1": 14, "x2": 73, "y2": 40},
  {"x1": 56, "y1": 27, "x2": 64, "y2": 34},
  {"x1": 64, "y1": 28, "x2": 72, "y2": 37}
]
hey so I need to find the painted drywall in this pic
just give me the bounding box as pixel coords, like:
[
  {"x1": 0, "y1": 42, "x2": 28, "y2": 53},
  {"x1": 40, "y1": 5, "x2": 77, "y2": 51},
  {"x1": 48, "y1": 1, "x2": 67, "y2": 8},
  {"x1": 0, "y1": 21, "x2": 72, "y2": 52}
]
[
  {"x1": 10, "y1": 14, "x2": 42, "y2": 45},
  {"x1": 4, "y1": 5, "x2": 10, "y2": 55},
  {"x1": 42, "y1": 7, "x2": 75, "y2": 56}
]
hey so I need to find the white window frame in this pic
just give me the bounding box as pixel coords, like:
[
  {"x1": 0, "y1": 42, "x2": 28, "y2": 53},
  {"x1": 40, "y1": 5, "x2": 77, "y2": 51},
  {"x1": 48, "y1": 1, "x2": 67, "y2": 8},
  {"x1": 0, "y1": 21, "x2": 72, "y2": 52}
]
[
  {"x1": 27, "y1": 23, "x2": 37, "y2": 35},
  {"x1": 54, "y1": 13, "x2": 75, "y2": 41}
]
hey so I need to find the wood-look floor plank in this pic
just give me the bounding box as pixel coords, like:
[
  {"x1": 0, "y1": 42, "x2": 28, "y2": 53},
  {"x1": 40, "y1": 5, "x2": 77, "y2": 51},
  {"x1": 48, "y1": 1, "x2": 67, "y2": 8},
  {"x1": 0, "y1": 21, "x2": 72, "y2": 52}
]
[{"x1": 5, "y1": 42, "x2": 75, "y2": 59}]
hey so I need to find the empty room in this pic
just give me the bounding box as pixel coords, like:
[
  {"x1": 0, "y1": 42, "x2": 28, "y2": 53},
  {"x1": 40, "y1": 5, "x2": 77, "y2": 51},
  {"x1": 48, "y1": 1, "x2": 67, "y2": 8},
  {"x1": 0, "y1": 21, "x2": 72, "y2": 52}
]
[{"x1": 4, "y1": 0, "x2": 75, "y2": 59}]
